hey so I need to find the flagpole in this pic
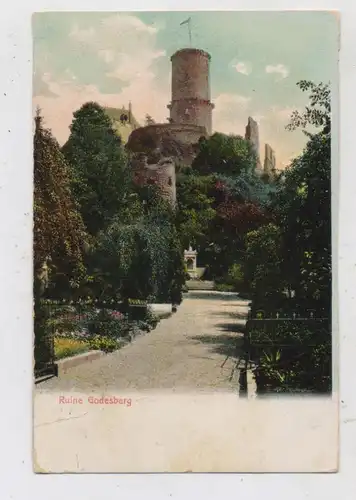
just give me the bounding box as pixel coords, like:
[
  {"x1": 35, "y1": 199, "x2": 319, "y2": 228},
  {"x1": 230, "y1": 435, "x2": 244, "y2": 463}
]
[{"x1": 180, "y1": 17, "x2": 192, "y2": 47}]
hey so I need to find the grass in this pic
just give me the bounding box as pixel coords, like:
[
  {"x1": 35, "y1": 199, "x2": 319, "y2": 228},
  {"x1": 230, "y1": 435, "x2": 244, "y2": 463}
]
[{"x1": 54, "y1": 337, "x2": 90, "y2": 360}]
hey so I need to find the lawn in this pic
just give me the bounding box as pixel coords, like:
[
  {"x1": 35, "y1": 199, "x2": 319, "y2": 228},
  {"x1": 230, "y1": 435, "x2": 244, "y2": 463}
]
[{"x1": 54, "y1": 337, "x2": 90, "y2": 360}]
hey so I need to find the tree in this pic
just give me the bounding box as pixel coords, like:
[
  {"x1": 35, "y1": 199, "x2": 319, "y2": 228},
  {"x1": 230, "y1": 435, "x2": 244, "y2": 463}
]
[
  {"x1": 243, "y1": 223, "x2": 285, "y2": 306},
  {"x1": 34, "y1": 110, "x2": 86, "y2": 295},
  {"x1": 34, "y1": 110, "x2": 87, "y2": 370},
  {"x1": 213, "y1": 171, "x2": 277, "y2": 207},
  {"x1": 175, "y1": 172, "x2": 216, "y2": 249},
  {"x1": 62, "y1": 102, "x2": 130, "y2": 236},
  {"x1": 203, "y1": 198, "x2": 270, "y2": 279},
  {"x1": 286, "y1": 80, "x2": 330, "y2": 134},
  {"x1": 192, "y1": 132, "x2": 257, "y2": 176},
  {"x1": 273, "y1": 132, "x2": 331, "y2": 309},
  {"x1": 271, "y1": 80, "x2": 331, "y2": 311},
  {"x1": 91, "y1": 199, "x2": 185, "y2": 304}
]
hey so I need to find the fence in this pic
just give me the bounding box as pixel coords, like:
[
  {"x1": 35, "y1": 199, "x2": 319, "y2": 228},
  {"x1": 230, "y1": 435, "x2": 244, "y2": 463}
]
[{"x1": 244, "y1": 310, "x2": 332, "y2": 394}]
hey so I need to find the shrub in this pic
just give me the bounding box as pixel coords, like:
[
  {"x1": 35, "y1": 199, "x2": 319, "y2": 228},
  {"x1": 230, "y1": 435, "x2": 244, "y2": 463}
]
[
  {"x1": 87, "y1": 335, "x2": 124, "y2": 352},
  {"x1": 227, "y1": 263, "x2": 244, "y2": 289},
  {"x1": 215, "y1": 283, "x2": 235, "y2": 292},
  {"x1": 83, "y1": 309, "x2": 132, "y2": 338},
  {"x1": 248, "y1": 320, "x2": 331, "y2": 393}
]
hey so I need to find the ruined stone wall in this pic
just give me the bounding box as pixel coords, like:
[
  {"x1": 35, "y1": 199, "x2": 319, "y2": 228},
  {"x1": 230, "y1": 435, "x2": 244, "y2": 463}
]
[
  {"x1": 245, "y1": 116, "x2": 262, "y2": 170},
  {"x1": 127, "y1": 123, "x2": 207, "y2": 167},
  {"x1": 264, "y1": 143, "x2": 276, "y2": 175},
  {"x1": 168, "y1": 49, "x2": 214, "y2": 134},
  {"x1": 131, "y1": 153, "x2": 176, "y2": 206}
]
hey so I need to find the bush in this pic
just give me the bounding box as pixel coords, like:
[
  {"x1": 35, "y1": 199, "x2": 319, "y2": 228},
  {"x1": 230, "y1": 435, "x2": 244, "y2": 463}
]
[
  {"x1": 248, "y1": 320, "x2": 331, "y2": 393},
  {"x1": 215, "y1": 283, "x2": 235, "y2": 292},
  {"x1": 83, "y1": 309, "x2": 132, "y2": 338},
  {"x1": 87, "y1": 335, "x2": 124, "y2": 352},
  {"x1": 227, "y1": 263, "x2": 244, "y2": 285}
]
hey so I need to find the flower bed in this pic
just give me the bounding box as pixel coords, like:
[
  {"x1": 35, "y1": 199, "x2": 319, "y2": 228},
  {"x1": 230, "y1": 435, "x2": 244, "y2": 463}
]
[
  {"x1": 47, "y1": 301, "x2": 159, "y2": 354},
  {"x1": 54, "y1": 337, "x2": 90, "y2": 360}
]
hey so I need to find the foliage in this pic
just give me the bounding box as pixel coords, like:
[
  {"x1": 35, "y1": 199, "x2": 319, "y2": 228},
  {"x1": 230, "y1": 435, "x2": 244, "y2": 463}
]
[
  {"x1": 90, "y1": 201, "x2": 185, "y2": 304},
  {"x1": 34, "y1": 110, "x2": 89, "y2": 374},
  {"x1": 224, "y1": 263, "x2": 245, "y2": 291},
  {"x1": 214, "y1": 283, "x2": 235, "y2": 292},
  {"x1": 175, "y1": 172, "x2": 216, "y2": 249},
  {"x1": 249, "y1": 321, "x2": 331, "y2": 393},
  {"x1": 214, "y1": 171, "x2": 277, "y2": 207},
  {"x1": 62, "y1": 102, "x2": 130, "y2": 236},
  {"x1": 33, "y1": 110, "x2": 87, "y2": 290},
  {"x1": 87, "y1": 335, "x2": 124, "y2": 353},
  {"x1": 83, "y1": 309, "x2": 132, "y2": 338},
  {"x1": 270, "y1": 81, "x2": 331, "y2": 312},
  {"x1": 176, "y1": 133, "x2": 274, "y2": 281},
  {"x1": 245, "y1": 80, "x2": 332, "y2": 394},
  {"x1": 243, "y1": 223, "x2": 285, "y2": 301},
  {"x1": 274, "y1": 133, "x2": 331, "y2": 309},
  {"x1": 286, "y1": 80, "x2": 330, "y2": 133},
  {"x1": 192, "y1": 132, "x2": 257, "y2": 176},
  {"x1": 128, "y1": 298, "x2": 147, "y2": 306},
  {"x1": 54, "y1": 337, "x2": 90, "y2": 360},
  {"x1": 245, "y1": 81, "x2": 331, "y2": 314},
  {"x1": 202, "y1": 200, "x2": 270, "y2": 279}
]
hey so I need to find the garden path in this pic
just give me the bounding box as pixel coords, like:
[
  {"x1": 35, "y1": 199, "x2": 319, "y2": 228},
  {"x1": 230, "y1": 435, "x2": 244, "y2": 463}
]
[{"x1": 37, "y1": 291, "x2": 249, "y2": 392}]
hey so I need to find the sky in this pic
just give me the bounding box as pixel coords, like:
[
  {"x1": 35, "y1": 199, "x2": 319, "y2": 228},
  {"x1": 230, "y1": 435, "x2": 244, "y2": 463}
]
[{"x1": 32, "y1": 11, "x2": 338, "y2": 169}]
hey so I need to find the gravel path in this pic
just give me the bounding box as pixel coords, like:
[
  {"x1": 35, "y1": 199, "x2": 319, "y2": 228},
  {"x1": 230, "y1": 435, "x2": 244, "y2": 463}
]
[{"x1": 37, "y1": 291, "x2": 249, "y2": 393}]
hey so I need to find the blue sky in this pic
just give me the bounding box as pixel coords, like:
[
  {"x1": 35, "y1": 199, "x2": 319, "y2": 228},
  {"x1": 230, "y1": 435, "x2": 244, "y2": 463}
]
[{"x1": 33, "y1": 11, "x2": 338, "y2": 168}]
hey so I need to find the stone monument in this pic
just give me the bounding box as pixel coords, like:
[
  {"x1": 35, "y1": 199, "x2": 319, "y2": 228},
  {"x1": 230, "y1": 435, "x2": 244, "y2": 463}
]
[{"x1": 184, "y1": 246, "x2": 198, "y2": 278}]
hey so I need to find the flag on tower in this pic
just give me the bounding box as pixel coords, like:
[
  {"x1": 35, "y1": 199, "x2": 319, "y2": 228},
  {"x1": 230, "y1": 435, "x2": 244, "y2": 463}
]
[
  {"x1": 180, "y1": 17, "x2": 192, "y2": 46},
  {"x1": 180, "y1": 17, "x2": 191, "y2": 26}
]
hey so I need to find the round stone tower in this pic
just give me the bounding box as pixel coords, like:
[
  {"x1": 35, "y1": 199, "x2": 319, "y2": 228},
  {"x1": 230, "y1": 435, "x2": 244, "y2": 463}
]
[{"x1": 167, "y1": 48, "x2": 214, "y2": 135}]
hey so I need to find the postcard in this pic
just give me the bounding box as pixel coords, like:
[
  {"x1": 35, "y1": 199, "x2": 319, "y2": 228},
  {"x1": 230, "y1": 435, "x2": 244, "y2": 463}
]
[{"x1": 33, "y1": 10, "x2": 339, "y2": 472}]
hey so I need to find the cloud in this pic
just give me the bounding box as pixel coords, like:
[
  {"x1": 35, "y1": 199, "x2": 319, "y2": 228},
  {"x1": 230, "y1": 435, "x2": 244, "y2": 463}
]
[
  {"x1": 265, "y1": 63, "x2": 289, "y2": 80},
  {"x1": 212, "y1": 95, "x2": 302, "y2": 170},
  {"x1": 33, "y1": 73, "x2": 170, "y2": 145},
  {"x1": 34, "y1": 13, "x2": 170, "y2": 144},
  {"x1": 69, "y1": 13, "x2": 166, "y2": 84},
  {"x1": 270, "y1": 105, "x2": 303, "y2": 124},
  {"x1": 213, "y1": 92, "x2": 253, "y2": 138},
  {"x1": 232, "y1": 61, "x2": 252, "y2": 75},
  {"x1": 214, "y1": 92, "x2": 251, "y2": 110}
]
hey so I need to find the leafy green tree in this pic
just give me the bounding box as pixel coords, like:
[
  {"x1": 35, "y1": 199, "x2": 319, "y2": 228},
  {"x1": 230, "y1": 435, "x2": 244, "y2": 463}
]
[
  {"x1": 34, "y1": 110, "x2": 86, "y2": 296},
  {"x1": 214, "y1": 171, "x2": 277, "y2": 207},
  {"x1": 286, "y1": 80, "x2": 330, "y2": 134},
  {"x1": 192, "y1": 132, "x2": 257, "y2": 176},
  {"x1": 243, "y1": 223, "x2": 285, "y2": 305},
  {"x1": 175, "y1": 172, "x2": 216, "y2": 249},
  {"x1": 202, "y1": 198, "x2": 270, "y2": 279},
  {"x1": 270, "y1": 80, "x2": 331, "y2": 312},
  {"x1": 92, "y1": 210, "x2": 184, "y2": 304},
  {"x1": 62, "y1": 102, "x2": 130, "y2": 236},
  {"x1": 34, "y1": 110, "x2": 87, "y2": 370},
  {"x1": 273, "y1": 132, "x2": 331, "y2": 309}
]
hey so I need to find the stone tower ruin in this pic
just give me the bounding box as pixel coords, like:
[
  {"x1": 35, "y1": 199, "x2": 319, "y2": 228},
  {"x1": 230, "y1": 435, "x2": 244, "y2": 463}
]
[
  {"x1": 167, "y1": 48, "x2": 214, "y2": 135},
  {"x1": 245, "y1": 116, "x2": 262, "y2": 171},
  {"x1": 127, "y1": 47, "x2": 215, "y2": 206},
  {"x1": 264, "y1": 143, "x2": 277, "y2": 176}
]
